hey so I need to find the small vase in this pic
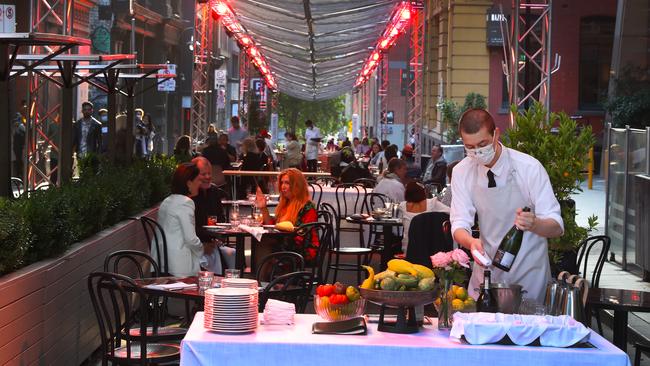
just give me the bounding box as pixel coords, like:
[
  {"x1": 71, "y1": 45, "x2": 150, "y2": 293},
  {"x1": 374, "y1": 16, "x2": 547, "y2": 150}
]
[{"x1": 437, "y1": 278, "x2": 454, "y2": 330}]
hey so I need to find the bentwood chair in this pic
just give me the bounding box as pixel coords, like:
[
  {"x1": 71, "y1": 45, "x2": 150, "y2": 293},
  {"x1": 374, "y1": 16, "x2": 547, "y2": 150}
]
[
  {"x1": 259, "y1": 271, "x2": 314, "y2": 313},
  {"x1": 10, "y1": 177, "x2": 24, "y2": 198},
  {"x1": 295, "y1": 221, "x2": 333, "y2": 287},
  {"x1": 103, "y1": 250, "x2": 187, "y2": 342},
  {"x1": 88, "y1": 272, "x2": 180, "y2": 365},
  {"x1": 319, "y1": 202, "x2": 371, "y2": 284},
  {"x1": 308, "y1": 181, "x2": 323, "y2": 208},
  {"x1": 255, "y1": 251, "x2": 305, "y2": 286},
  {"x1": 354, "y1": 177, "x2": 377, "y2": 189},
  {"x1": 576, "y1": 235, "x2": 611, "y2": 334},
  {"x1": 128, "y1": 216, "x2": 170, "y2": 276}
]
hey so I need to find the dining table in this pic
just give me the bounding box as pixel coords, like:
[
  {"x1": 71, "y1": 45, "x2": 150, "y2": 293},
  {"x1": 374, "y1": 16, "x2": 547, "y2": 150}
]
[
  {"x1": 180, "y1": 312, "x2": 631, "y2": 366},
  {"x1": 586, "y1": 287, "x2": 650, "y2": 353},
  {"x1": 345, "y1": 215, "x2": 403, "y2": 270}
]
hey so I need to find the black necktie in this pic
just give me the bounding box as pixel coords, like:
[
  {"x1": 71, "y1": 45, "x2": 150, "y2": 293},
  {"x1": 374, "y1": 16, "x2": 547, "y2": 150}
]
[{"x1": 487, "y1": 170, "x2": 496, "y2": 188}]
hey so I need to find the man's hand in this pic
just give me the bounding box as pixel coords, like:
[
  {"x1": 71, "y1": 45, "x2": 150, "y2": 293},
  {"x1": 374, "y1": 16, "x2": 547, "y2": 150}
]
[
  {"x1": 515, "y1": 207, "x2": 536, "y2": 231},
  {"x1": 469, "y1": 238, "x2": 488, "y2": 267}
]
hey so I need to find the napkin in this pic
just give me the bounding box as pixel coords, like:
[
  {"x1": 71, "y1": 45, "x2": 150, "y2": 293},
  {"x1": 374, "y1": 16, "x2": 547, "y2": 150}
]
[
  {"x1": 238, "y1": 225, "x2": 267, "y2": 241},
  {"x1": 262, "y1": 299, "x2": 296, "y2": 325},
  {"x1": 144, "y1": 282, "x2": 197, "y2": 291}
]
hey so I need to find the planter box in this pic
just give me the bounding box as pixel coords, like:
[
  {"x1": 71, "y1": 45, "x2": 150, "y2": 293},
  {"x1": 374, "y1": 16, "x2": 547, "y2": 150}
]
[{"x1": 0, "y1": 207, "x2": 159, "y2": 366}]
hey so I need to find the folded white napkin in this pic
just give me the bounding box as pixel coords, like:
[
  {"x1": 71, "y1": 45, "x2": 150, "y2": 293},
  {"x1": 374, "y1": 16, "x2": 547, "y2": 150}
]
[
  {"x1": 262, "y1": 299, "x2": 296, "y2": 325},
  {"x1": 144, "y1": 282, "x2": 197, "y2": 291},
  {"x1": 239, "y1": 224, "x2": 267, "y2": 241},
  {"x1": 451, "y1": 312, "x2": 590, "y2": 347}
]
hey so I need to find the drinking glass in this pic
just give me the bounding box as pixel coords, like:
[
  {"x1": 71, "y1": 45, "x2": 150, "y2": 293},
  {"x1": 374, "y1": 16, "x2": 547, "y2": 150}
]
[
  {"x1": 198, "y1": 271, "x2": 214, "y2": 292},
  {"x1": 225, "y1": 269, "x2": 241, "y2": 278},
  {"x1": 230, "y1": 203, "x2": 240, "y2": 227}
]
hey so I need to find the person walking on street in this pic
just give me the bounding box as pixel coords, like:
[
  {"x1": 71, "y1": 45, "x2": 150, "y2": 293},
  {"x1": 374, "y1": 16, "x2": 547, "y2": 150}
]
[
  {"x1": 228, "y1": 116, "x2": 249, "y2": 155},
  {"x1": 72, "y1": 101, "x2": 102, "y2": 158}
]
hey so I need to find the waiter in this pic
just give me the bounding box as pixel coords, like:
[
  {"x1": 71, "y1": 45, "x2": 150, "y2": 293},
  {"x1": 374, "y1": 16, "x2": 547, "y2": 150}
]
[
  {"x1": 450, "y1": 109, "x2": 563, "y2": 302},
  {"x1": 304, "y1": 119, "x2": 321, "y2": 172}
]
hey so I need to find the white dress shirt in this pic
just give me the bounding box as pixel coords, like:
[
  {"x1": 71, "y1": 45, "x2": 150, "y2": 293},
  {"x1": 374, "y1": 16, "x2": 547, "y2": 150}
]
[
  {"x1": 399, "y1": 198, "x2": 450, "y2": 251},
  {"x1": 304, "y1": 126, "x2": 321, "y2": 160},
  {"x1": 155, "y1": 194, "x2": 204, "y2": 277},
  {"x1": 374, "y1": 175, "x2": 405, "y2": 203},
  {"x1": 450, "y1": 144, "x2": 563, "y2": 236}
]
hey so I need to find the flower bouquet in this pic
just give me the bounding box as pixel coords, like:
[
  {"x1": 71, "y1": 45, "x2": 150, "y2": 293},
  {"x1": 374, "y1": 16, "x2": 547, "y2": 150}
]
[{"x1": 430, "y1": 249, "x2": 470, "y2": 330}]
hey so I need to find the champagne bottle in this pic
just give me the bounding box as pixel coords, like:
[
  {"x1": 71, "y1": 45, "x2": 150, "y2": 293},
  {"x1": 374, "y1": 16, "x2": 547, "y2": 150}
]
[
  {"x1": 492, "y1": 207, "x2": 530, "y2": 272},
  {"x1": 477, "y1": 270, "x2": 497, "y2": 313}
]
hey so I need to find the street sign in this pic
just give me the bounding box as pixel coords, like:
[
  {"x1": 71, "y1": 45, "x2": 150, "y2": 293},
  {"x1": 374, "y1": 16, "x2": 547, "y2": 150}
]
[
  {"x1": 0, "y1": 5, "x2": 16, "y2": 33},
  {"x1": 214, "y1": 68, "x2": 227, "y2": 88}
]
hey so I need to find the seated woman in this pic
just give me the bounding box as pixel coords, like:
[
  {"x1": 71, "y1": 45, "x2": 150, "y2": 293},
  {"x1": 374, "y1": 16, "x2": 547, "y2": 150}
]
[
  {"x1": 256, "y1": 168, "x2": 319, "y2": 264},
  {"x1": 399, "y1": 182, "x2": 450, "y2": 254},
  {"x1": 154, "y1": 162, "x2": 216, "y2": 277}
]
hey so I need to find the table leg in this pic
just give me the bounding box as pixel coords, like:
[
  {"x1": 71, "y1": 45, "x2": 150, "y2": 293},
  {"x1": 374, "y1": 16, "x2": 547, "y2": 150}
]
[
  {"x1": 235, "y1": 236, "x2": 246, "y2": 272},
  {"x1": 381, "y1": 224, "x2": 394, "y2": 270},
  {"x1": 612, "y1": 310, "x2": 628, "y2": 353}
]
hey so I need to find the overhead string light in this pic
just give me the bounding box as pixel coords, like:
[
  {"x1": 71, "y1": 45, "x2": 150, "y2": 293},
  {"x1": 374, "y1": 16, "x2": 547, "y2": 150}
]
[
  {"x1": 211, "y1": 0, "x2": 277, "y2": 91},
  {"x1": 354, "y1": 1, "x2": 413, "y2": 88}
]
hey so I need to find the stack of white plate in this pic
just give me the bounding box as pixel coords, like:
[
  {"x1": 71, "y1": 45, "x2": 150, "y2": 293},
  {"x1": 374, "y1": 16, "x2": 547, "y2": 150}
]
[
  {"x1": 204, "y1": 287, "x2": 259, "y2": 333},
  {"x1": 222, "y1": 278, "x2": 259, "y2": 290}
]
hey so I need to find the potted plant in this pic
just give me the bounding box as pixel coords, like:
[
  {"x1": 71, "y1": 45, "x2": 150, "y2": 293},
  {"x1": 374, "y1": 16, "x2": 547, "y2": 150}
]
[{"x1": 503, "y1": 103, "x2": 598, "y2": 273}]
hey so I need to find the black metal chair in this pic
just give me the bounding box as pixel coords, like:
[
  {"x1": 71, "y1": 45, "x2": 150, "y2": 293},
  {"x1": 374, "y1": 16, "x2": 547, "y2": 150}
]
[
  {"x1": 634, "y1": 343, "x2": 650, "y2": 366},
  {"x1": 310, "y1": 176, "x2": 338, "y2": 188},
  {"x1": 308, "y1": 181, "x2": 323, "y2": 208},
  {"x1": 334, "y1": 183, "x2": 367, "y2": 246},
  {"x1": 87, "y1": 272, "x2": 180, "y2": 365},
  {"x1": 320, "y1": 201, "x2": 371, "y2": 284},
  {"x1": 576, "y1": 235, "x2": 611, "y2": 334},
  {"x1": 128, "y1": 216, "x2": 170, "y2": 276},
  {"x1": 362, "y1": 192, "x2": 390, "y2": 259},
  {"x1": 405, "y1": 212, "x2": 452, "y2": 267},
  {"x1": 354, "y1": 177, "x2": 377, "y2": 188},
  {"x1": 259, "y1": 271, "x2": 315, "y2": 313},
  {"x1": 255, "y1": 251, "x2": 305, "y2": 286},
  {"x1": 295, "y1": 221, "x2": 333, "y2": 287},
  {"x1": 103, "y1": 250, "x2": 187, "y2": 342}
]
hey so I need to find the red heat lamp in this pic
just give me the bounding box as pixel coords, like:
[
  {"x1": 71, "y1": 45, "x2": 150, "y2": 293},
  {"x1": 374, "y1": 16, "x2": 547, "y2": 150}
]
[
  {"x1": 354, "y1": 1, "x2": 413, "y2": 88},
  {"x1": 210, "y1": 0, "x2": 277, "y2": 92}
]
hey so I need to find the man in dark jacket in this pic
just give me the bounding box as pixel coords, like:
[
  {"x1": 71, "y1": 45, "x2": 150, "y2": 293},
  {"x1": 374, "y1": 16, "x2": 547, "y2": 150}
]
[
  {"x1": 422, "y1": 145, "x2": 447, "y2": 192},
  {"x1": 72, "y1": 101, "x2": 102, "y2": 157}
]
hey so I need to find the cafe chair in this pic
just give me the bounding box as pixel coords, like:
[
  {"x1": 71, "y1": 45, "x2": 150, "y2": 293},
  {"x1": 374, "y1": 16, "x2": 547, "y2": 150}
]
[
  {"x1": 103, "y1": 250, "x2": 187, "y2": 342},
  {"x1": 354, "y1": 177, "x2": 377, "y2": 188},
  {"x1": 259, "y1": 271, "x2": 314, "y2": 313},
  {"x1": 295, "y1": 221, "x2": 333, "y2": 288},
  {"x1": 318, "y1": 202, "x2": 371, "y2": 284},
  {"x1": 308, "y1": 181, "x2": 323, "y2": 208},
  {"x1": 310, "y1": 176, "x2": 338, "y2": 187},
  {"x1": 405, "y1": 212, "x2": 452, "y2": 267},
  {"x1": 576, "y1": 235, "x2": 611, "y2": 334},
  {"x1": 334, "y1": 183, "x2": 367, "y2": 245},
  {"x1": 362, "y1": 192, "x2": 390, "y2": 260},
  {"x1": 88, "y1": 272, "x2": 181, "y2": 366},
  {"x1": 256, "y1": 251, "x2": 305, "y2": 287},
  {"x1": 634, "y1": 343, "x2": 650, "y2": 366},
  {"x1": 128, "y1": 216, "x2": 171, "y2": 276}
]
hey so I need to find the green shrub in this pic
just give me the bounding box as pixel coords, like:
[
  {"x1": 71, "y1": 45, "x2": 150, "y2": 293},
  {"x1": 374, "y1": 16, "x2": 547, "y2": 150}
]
[
  {"x1": 0, "y1": 156, "x2": 176, "y2": 276},
  {"x1": 441, "y1": 92, "x2": 487, "y2": 143}
]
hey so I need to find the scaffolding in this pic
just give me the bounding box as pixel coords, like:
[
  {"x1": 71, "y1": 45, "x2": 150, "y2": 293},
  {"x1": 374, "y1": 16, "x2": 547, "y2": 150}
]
[
  {"x1": 503, "y1": 0, "x2": 560, "y2": 126},
  {"x1": 407, "y1": 7, "x2": 424, "y2": 161},
  {"x1": 378, "y1": 58, "x2": 389, "y2": 141},
  {"x1": 238, "y1": 52, "x2": 250, "y2": 127},
  {"x1": 190, "y1": 0, "x2": 214, "y2": 144}
]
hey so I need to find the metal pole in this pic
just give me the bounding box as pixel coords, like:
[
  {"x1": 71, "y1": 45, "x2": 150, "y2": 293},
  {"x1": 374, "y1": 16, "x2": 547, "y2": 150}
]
[
  {"x1": 107, "y1": 70, "x2": 117, "y2": 163},
  {"x1": 622, "y1": 125, "x2": 630, "y2": 270},
  {"x1": 646, "y1": 127, "x2": 650, "y2": 175},
  {"x1": 63, "y1": 0, "x2": 68, "y2": 35},
  {"x1": 60, "y1": 63, "x2": 74, "y2": 184},
  {"x1": 0, "y1": 43, "x2": 10, "y2": 197},
  {"x1": 604, "y1": 122, "x2": 611, "y2": 239},
  {"x1": 544, "y1": 0, "x2": 552, "y2": 113},
  {"x1": 126, "y1": 82, "x2": 135, "y2": 163}
]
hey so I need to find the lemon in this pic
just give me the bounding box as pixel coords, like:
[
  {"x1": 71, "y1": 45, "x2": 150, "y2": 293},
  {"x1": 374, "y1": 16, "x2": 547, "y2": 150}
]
[
  {"x1": 452, "y1": 298, "x2": 464, "y2": 311},
  {"x1": 454, "y1": 286, "x2": 468, "y2": 301},
  {"x1": 434, "y1": 297, "x2": 441, "y2": 307},
  {"x1": 463, "y1": 298, "x2": 476, "y2": 310}
]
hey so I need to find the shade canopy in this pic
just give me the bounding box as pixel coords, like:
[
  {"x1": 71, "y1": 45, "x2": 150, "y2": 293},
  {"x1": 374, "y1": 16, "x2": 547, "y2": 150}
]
[{"x1": 229, "y1": 0, "x2": 400, "y2": 100}]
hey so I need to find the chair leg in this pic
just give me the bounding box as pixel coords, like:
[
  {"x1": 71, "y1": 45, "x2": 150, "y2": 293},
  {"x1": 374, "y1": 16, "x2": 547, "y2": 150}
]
[
  {"x1": 333, "y1": 251, "x2": 340, "y2": 283},
  {"x1": 635, "y1": 345, "x2": 642, "y2": 366},
  {"x1": 356, "y1": 255, "x2": 362, "y2": 285},
  {"x1": 595, "y1": 309, "x2": 603, "y2": 335},
  {"x1": 324, "y1": 252, "x2": 332, "y2": 284}
]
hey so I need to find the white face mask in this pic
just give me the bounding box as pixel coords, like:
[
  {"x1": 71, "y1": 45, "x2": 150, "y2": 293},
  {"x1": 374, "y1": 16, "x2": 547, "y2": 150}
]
[{"x1": 465, "y1": 137, "x2": 497, "y2": 165}]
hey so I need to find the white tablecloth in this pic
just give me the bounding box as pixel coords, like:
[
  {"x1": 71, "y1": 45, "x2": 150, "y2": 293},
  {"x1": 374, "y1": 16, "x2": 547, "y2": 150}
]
[
  {"x1": 320, "y1": 186, "x2": 372, "y2": 245},
  {"x1": 180, "y1": 313, "x2": 630, "y2": 366}
]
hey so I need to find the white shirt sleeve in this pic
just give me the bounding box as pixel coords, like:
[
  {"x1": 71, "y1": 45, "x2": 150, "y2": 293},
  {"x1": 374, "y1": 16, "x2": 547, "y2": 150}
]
[
  {"x1": 450, "y1": 161, "x2": 476, "y2": 236},
  {"x1": 522, "y1": 161, "x2": 564, "y2": 233},
  {"x1": 178, "y1": 199, "x2": 204, "y2": 256}
]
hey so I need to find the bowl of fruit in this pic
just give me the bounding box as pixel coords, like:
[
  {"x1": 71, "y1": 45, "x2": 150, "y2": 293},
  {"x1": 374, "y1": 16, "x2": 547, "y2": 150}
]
[
  {"x1": 314, "y1": 282, "x2": 366, "y2": 321},
  {"x1": 358, "y1": 260, "x2": 439, "y2": 308}
]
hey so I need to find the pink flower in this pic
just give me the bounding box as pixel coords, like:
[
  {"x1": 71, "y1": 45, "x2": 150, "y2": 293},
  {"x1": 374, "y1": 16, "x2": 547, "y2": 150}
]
[
  {"x1": 451, "y1": 248, "x2": 470, "y2": 268},
  {"x1": 430, "y1": 252, "x2": 452, "y2": 268}
]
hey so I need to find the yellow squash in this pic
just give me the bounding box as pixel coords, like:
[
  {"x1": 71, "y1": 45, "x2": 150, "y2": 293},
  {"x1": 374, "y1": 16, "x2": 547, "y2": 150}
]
[
  {"x1": 360, "y1": 265, "x2": 375, "y2": 289},
  {"x1": 387, "y1": 259, "x2": 418, "y2": 277}
]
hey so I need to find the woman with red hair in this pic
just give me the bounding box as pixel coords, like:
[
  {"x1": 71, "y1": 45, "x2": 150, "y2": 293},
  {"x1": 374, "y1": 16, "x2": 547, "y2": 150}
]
[{"x1": 256, "y1": 168, "x2": 319, "y2": 262}]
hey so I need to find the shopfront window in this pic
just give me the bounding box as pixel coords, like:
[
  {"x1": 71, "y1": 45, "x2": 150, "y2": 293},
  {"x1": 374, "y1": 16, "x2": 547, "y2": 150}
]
[{"x1": 579, "y1": 16, "x2": 615, "y2": 110}]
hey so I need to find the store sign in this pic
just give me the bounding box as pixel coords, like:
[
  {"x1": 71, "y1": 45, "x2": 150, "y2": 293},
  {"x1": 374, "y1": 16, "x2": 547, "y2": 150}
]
[
  {"x1": 250, "y1": 78, "x2": 267, "y2": 100},
  {"x1": 486, "y1": 7, "x2": 507, "y2": 47},
  {"x1": 409, "y1": 0, "x2": 424, "y2": 10},
  {"x1": 157, "y1": 64, "x2": 176, "y2": 92},
  {"x1": 214, "y1": 69, "x2": 227, "y2": 88}
]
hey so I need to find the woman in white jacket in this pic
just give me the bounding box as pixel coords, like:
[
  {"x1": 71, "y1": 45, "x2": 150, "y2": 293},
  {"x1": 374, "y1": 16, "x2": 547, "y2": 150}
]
[{"x1": 154, "y1": 162, "x2": 215, "y2": 277}]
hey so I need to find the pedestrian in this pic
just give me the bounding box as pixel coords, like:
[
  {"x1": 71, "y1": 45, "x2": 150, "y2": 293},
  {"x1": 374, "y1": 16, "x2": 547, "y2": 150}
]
[
  {"x1": 72, "y1": 101, "x2": 102, "y2": 158},
  {"x1": 304, "y1": 119, "x2": 321, "y2": 172},
  {"x1": 228, "y1": 116, "x2": 249, "y2": 155}
]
